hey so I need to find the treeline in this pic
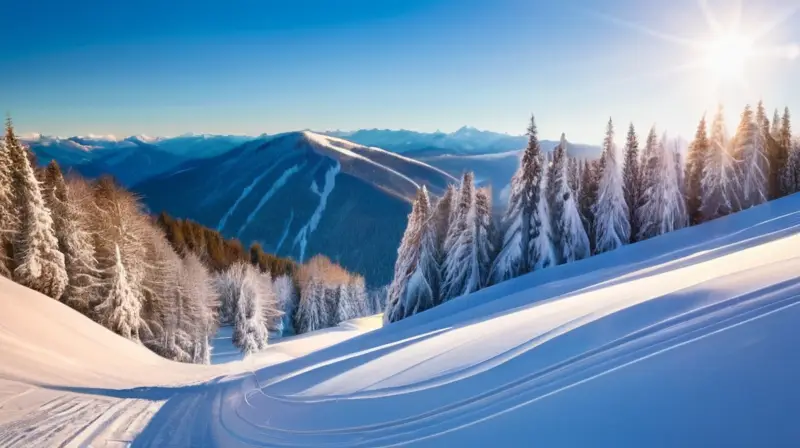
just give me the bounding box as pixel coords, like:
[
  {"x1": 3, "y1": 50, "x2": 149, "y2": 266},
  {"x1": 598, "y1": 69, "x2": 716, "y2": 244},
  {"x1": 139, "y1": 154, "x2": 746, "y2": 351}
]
[
  {"x1": 0, "y1": 119, "x2": 380, "y2": 362},
  {"x1": 385, "y1": 102, "x2": 797, "y2": 323}
]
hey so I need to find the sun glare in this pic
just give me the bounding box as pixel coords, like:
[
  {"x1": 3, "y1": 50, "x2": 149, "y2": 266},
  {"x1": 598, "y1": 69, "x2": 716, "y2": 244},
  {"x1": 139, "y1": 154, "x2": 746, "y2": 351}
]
[{"x1": 705, "y1": 33, "x2": 754, "y2": 83}]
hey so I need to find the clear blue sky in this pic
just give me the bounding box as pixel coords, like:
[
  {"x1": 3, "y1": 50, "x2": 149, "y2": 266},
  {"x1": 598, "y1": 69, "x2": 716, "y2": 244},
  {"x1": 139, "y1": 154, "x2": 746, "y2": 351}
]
[{"x1": 2, "y1": 0, "x2": 798, "y2": 144}]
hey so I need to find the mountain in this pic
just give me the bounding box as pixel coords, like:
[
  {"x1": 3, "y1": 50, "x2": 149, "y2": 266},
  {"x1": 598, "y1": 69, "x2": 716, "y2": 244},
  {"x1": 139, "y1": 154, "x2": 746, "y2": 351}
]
[
  {"x1": 3, "y1": 189, "x2": 799, "y2": 446},
  {"x1": 326, "y1": 126, "x2": 602, "y2": 159},
  {"x1": 134, "y1": 131, "x2": 457, "y2": 286},
  {"x1": 24, "y1": 134, "x2": 250, "y2": 185}
]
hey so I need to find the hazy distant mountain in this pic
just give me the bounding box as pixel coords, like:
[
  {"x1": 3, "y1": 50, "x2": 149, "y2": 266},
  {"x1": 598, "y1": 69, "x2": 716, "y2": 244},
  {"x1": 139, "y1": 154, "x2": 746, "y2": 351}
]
[
  {"x1": 324, "y1": 126, "x2": 527, "y2": 155},
  {"x1": 134, "y1": 131, "x2": 456, "y2": 286},
  {"x1": 24, "y1": 134, "x2": 251, "y2": 185}
]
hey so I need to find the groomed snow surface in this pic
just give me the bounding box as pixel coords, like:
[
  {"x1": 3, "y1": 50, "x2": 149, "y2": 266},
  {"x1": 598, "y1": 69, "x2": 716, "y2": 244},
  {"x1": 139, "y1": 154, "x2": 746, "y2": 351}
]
[{"x1": 3, "y1": 194, "x2": 800, "y2": 446}]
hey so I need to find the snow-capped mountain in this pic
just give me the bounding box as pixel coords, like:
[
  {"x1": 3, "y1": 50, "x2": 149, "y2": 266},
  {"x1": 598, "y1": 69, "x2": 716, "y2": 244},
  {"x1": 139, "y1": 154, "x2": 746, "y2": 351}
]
[
  {"x1": 134, "y1": 131, "x2": 457, "y2": 286},
  {"x1": 325, "y1": 126, "x2": 602, "y2": 159},
  {"x1": 24, "y1": 134, "x2": 251, "y2": 186}
]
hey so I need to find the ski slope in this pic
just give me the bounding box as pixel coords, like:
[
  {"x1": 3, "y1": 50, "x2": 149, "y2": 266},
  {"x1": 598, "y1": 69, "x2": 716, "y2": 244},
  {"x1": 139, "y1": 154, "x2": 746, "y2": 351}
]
[{"x1": 2, "y1": 195, "x2": 800, "y2": 446}]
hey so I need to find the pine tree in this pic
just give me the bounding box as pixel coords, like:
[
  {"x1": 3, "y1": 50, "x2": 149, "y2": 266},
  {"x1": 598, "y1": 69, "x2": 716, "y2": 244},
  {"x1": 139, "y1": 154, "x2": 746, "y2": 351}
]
[
  {"x1": 785, "y1": 142, "x2": 800, "y2": 195},
  {"x1": 384, "y1": 186, "x2": 440, "y2": 323},
  {"x1": 568, "y1": 156, "x2": 580, "y2": 196},
  {"x1": 490, "y1": 115, "x2": 549, "y2": 284},
  {"x1": 638, "y1": 133, "x2": 686, "y2": 240},
  {"x1": 621, "y1": 123, "x2": 640, "y2": 241},
  {"x1": 6, "y1": 119, "x2": 67, "y2": 299},
  {"x1": 474, "y1": 187, "x2": 495, "y2": 285},
  {"x1": 532, "y1": 158, "x2": 557, "y2": 267},
  {"x1": 771, "y1": 109, "x2": 781, "y2": 140},
  {"x1": 701, "y1": 105, "x2": 740, "y2": 221},
  {"x1": 779, "y1": 107, "x2": 795, "y2": 195},
  {"x1": 734, "y1": 104, "x2": 769, "y2": 209},
  {"x1": 593, "y1": 118, "x2": 630, "y2": 253},
  {"x1": 685, "y1": 115, "x2": 709, "y2": 225},
  {"x1": 42, "y1": 161, "x2": 99, "y2": 313},
  {"x1": 578, "y1": 159, "x2": 597, "y2": 247},
  {"x1": 442, "y1": 172, "x2": 483, "y2": 300},
  {"x1": 550, "y1": 133, "x2": 591, "y2": 263},
  {"x1": 432, "y1": 184, "x2": 456, "y2": 266},
  {"x1": 95, "y1": 245, "x2": 140, "y2": 340},
  {"x1": 0, "y1": 138, "x2": 14, "y2": 277},
  {"x1": 673, "y1": 149, "x2": 688, "y2": 227}
]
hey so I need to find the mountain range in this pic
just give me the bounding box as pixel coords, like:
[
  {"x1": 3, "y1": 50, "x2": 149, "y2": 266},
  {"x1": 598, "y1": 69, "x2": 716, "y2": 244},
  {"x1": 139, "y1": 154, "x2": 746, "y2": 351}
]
[{"x1": 24, "y1": 127, "x2": 602, "y2": 286}]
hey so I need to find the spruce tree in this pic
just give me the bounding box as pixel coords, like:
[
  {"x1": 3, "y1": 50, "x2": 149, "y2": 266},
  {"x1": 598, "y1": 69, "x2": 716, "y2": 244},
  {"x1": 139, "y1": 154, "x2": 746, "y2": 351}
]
[
  {"x1": 432, "y1": 185, "x2": 456, "y2": 266},
  {"x1": 734, "y1": 104, "x2": 769, "y2": 209},
  {"x1": 0, "y1": 138, "x2": 15, "y2": 277},
  {"x1": 685, "y1": 115, "x2": 709, "y2": 225},
  {"x1": 621, "y1": 123, "x2": 640, "y2": 241},
  {"x1": 578, "y1": 159, "x2": 597, "y2": 248},
  {"x1": 384, "y1": 186, "x2": 440, "y2": 323},
  {"x1": 474, "y1": 187, "x2": 495, "y2": 286},
  {"x1": 784, "y1": 141, "x2": 800, "y2": 195},
  {"x1": 42, "y1": 161, "x2": 99, "y2": 313},
  {"x1": 6, "y1": 119, "x2": 67, "y2": 299},
  {"x1": 701, "y1": 105, "x2": 740, "y2": 221},
  {"x1": 550, "y1": 134, "x2": 590, "y2": 263},
  {"x1": 95, "y1": 244, "x2": 140, "y2": 340},
  {"x1": 593, "y1": 118, "x2": 630, "y2": 253},
  {"x1": 490, "y1": 115, "x2": 548, "y2": 284},
  {"x1": 532, "y1": 158, "x2": 557, "y2": 268},
  {"x1": 779, "y1": 107, "x2": 795, "y2": 195},
  {"x1": 568, "y1": 156, "x2": 580, "y2": 196},
  {"x1": 638, "y1": 133, "x2": 686, "y2": 240},
  {"x1": 442, "y1": 172, "x2": 483, "y2": 300}
]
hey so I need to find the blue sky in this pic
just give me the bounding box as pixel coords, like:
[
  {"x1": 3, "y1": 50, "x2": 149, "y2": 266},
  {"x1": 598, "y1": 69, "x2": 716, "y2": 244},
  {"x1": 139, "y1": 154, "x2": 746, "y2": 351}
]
[{"x1": 2, "y1": 0, "x2": 798, "y2": 143}]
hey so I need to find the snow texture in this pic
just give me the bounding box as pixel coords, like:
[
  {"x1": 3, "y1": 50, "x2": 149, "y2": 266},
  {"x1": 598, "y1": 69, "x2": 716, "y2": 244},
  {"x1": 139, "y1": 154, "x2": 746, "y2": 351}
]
[
  {"x1": 237, "y1": 162, "x2": 305, "y2": 237},
  {"x1": 293, "y1": 161, "x2": 341, "y2": 262}
]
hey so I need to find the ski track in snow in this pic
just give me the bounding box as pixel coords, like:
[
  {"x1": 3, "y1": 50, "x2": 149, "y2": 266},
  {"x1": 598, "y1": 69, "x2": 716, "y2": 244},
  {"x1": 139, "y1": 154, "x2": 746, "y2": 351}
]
[
  {"x1": 237, "y1": 163, "x2": 306, "y2": 237},
  {"x1": 292, "y1": 161, "x2": 340, "y2": 262},
  {"x1": 275, "y1": 209, "x2": 294, "y2": 254}
]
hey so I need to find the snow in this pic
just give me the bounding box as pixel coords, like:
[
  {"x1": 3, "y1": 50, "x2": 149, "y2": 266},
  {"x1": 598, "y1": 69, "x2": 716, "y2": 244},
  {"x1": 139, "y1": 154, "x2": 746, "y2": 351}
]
[
  {"x1": 215, "y1": 169, "x2": 272, "y2": 232},
  {"x1": 3, "y1": 194, "x2": 800, "y2": 446},
  {"x1": 292, "y1": 161, "x2": 340, "y2": 262},
  {"x1": 237, "y1": 163, "x2": 305, "y2": 237},
  {"x1": 274, "y1": 209, "x2": 295, "y2": 253}
]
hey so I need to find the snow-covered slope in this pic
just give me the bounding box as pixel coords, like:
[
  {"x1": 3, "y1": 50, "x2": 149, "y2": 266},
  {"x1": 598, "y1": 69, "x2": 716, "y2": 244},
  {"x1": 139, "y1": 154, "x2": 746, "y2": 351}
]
[
  {"x1": 3, "y1": 194, "x2": 800, "y2": 447},
  {"x1": 134, "y1": 131, "x2": 457, "y2": 286}
]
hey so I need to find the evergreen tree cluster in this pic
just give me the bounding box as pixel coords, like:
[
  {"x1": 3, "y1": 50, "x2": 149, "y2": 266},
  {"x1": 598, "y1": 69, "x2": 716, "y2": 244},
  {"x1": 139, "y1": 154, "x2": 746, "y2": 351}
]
[{"x1": 386, "y1": 104, "x2": 796, "y2": 323}]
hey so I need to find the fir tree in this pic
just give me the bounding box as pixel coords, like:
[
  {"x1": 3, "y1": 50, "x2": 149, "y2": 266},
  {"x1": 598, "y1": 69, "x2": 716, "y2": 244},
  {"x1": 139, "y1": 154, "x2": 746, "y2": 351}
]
[
  {"x1": 779, "y1": 107, "x2": 795, "y2": 195},
  {"x1": 578, "y1": 159, "x2": 597, "y2": 248},
  {"x1": 685, "y1": 115, "x2": 709, "y2": 225},
  {"x1": 490, "y1": 115, "x2": 549, "y2": 284},
  {"x1": 550, "y1": 133, "x2": 590, "y2": 263},
  {"x1": 532, "y1": 157, "x2": 557, "y2": 268},
  {"x1": 701, "y1": 105, "x2": 740, "y2": 221},
  {"x1": 0, "y1": 138, "x2": 14, "y2": 277},
  {"x1": 384, "y1": 186, "x2": 440, "y2": 323},
  {"x1": 568, "y1": 156, "x2": 580, "y2": 196},
  {"x1": 442, "y1": 172, "x2": 483, "y2": 300},
  {"x1": 6, "y1": 119, "x2": 67, "y2": 299},
  {"x1": 638, "y1": 133, "x2": 686, "y2": 240},
  {"x1": 621, "y1": 123, "x2": 640, "y2": 241},
  {"x1": 734, "y1": 104, "x2": 769, "y2": 209},
  {"x1": 432, "y1": 185, "x2": 456, "y2": 266},
  {"x1": 42, "y1": 161, "x2": 99, "y2": 312},
  {"x1": 95, "y1": 245, "x2": 140, "y2": 340},
  {"x1": 593, "y1": 118, "x2": 630, "y2": 253},
  {"x1": 785, "y1": 142, "x2": 800, "y2": 195},
  {"x1": 767, "y1": 107, "x2": 785, "y2": 199},
  {"x1": 474, "y1": 187, "x2": 495, "y2": 285}
]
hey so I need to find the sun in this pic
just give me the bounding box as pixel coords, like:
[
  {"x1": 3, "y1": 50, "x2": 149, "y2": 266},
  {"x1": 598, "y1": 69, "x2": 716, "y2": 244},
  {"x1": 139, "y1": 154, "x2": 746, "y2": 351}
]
[{"x1": 704, "y1": 33, "x2": 754, "y2": 84}]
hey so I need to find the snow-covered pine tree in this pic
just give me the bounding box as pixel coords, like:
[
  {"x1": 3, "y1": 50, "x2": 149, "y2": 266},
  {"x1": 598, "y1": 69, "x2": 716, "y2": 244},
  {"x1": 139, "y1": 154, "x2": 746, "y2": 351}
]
[
  {"x1": 685, "y1": 115, "x2": 709, "y2": 225},
  {"x1": 474, "y1": 187, "x2": 495, "y2": 285},
  {"x1": 674, "y1": 148, "x2": 688, "y2": 228},
  {"x1": 550, "y1": 133, "x2": 590, "y2": 263},
  {"x1": 490, "y1": 115, "x2": 549, "y2": 284},
  {"x1": 432, "y1": 185, "x2": 456, "y2": 264},
  {"x1": 42, "y1": 161, "x2": 99, "y2": 313},
  {"x1": 6, "y1": 119, "x2": 68, "y2": 299},
  {"x1": 638, "y1": 132, "x2": 681, "y2": 240},
  {"x1": 0, "y1": 138, "x2": 14, "y2": 277},
  {"x1": 578, "y1": 159, "x2": 597, "y2": 248},
  {"x1": 767, "y1": 107, "x2": 785, "y2": 199},
  {"x1": 771, "y1": 109, "x2": 781, "y2": 140},
  {"x1": 385, "y1": 186, "x2": 440, "y2": 322},
  {"x1": 442, "y1": 172, "x2": 486, "y2": 300},
  {"x1": 95, "y1": 244, "x2": 140, "y2": 340},
  {"x1": 701, "y1": 105, "x2": 740, "y2": 221},
  {"x1": 621, "y1": 123, "x2": 640, "y2": 241},
  {"x1": 734, "y1": 104, "x2": 769, "y2": 209},
  {"x1": 779, "y1": 107, "x2": 795, "y2": 195},
  {"x1": 568, "y1": 156, "x2": 580, "y2": 197},
  {"x1": 180, "y1": 252, "x2": 217, "y2": 364},
  {"x1": 593, "y1": 118, "x2": 630, "y2": 253},
  {"x1": 231, "y1": 263, "x2": 271, "y2": 355},
  {"x1": 273, "y1": 274, "x2": 298, "y2": 336}
]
